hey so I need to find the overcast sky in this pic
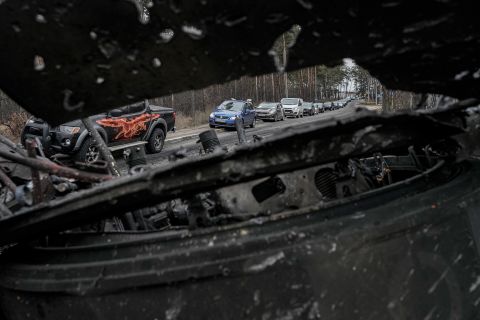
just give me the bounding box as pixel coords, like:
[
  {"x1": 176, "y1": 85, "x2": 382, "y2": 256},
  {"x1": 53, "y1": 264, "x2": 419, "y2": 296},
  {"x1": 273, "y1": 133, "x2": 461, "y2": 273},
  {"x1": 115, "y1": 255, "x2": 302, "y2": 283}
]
[
  {"x1": 343, "y1": 58, "x2": 355, "y2": 68},
  {"x1": 343, "y1": 58, "x2": 356, "y2": 92}
]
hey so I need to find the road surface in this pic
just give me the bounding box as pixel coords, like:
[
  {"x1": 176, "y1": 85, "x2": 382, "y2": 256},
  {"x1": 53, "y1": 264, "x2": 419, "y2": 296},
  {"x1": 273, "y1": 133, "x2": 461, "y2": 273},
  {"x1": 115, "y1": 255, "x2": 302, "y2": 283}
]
[{"x1": 142, "y1": 100, "x2": 362, "y2": 168}]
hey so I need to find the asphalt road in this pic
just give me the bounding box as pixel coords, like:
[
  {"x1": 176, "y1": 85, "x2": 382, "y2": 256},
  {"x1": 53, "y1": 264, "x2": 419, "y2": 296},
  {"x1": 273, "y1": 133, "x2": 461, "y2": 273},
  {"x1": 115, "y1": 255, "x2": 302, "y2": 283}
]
[{"x1": 144, "y1": 100, "x2": 361, "y2": 167}]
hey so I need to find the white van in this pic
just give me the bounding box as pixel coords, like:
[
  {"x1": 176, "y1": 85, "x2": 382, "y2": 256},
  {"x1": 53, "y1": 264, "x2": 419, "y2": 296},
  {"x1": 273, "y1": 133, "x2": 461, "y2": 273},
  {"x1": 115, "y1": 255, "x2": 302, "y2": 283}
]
[{"x1": 280, "y1": 98, "x2": 304, "y2": 118}]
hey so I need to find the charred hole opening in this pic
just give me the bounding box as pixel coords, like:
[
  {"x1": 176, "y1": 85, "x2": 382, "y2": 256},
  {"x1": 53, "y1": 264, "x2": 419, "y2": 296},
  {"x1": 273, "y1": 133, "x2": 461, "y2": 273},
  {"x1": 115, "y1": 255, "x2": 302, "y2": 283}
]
[{"x1": 252, "y1": 176, "x2": 286, "y2": 203}]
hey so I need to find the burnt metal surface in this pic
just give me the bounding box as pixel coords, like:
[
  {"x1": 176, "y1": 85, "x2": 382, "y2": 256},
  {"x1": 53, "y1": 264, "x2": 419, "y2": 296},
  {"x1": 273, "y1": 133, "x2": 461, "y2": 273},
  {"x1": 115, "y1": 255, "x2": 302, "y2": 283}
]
[
  {"x1": 0, "y1": 0, "x2": 479, "y2": 124},
  {"x1": 0, "y1": 160, "x2": 479, "y2": 319},
  {"x1": 0, "y1": 110, "x2": 465, "y2": 245}
]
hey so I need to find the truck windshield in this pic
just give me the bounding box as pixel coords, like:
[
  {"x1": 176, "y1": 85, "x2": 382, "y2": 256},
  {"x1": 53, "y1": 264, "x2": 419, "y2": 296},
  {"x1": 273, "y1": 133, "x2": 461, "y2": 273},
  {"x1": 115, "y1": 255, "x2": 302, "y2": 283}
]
[
  {"x1": 281, "y1": 98, "x2": 299, "y2": 105},
  {"x1": 258, "y1": 103, "x2": 277, "y2": 109}
]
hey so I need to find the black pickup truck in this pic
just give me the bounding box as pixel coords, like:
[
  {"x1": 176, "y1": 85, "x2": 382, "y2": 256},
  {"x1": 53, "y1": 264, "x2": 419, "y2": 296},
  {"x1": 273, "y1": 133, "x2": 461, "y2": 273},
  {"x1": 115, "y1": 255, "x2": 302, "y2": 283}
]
[{"x1": 21, "y1": 101, "x2": 176, "y2": 163}]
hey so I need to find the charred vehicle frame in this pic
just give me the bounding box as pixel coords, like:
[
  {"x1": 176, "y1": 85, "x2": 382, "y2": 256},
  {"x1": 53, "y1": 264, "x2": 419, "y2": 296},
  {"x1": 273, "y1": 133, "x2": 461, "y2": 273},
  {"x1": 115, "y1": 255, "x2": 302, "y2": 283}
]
[{"x1": 1, "y1": 1, "x2": 480, "y2": 319}]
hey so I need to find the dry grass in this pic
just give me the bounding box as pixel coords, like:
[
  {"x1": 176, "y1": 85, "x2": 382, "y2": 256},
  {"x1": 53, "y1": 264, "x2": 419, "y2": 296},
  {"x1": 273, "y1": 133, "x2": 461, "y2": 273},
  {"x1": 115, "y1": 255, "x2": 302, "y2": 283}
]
[
  {"x1": 175, "y1": 110, "x2": 211, "y2": 130},
  {"x1": 0, "y1": 111, "x2": 30, "y2": 142}
]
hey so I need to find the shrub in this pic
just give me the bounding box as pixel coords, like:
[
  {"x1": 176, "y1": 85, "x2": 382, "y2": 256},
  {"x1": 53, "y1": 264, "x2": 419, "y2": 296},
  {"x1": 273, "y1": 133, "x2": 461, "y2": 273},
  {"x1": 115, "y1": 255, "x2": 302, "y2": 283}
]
[
  {"x1": 175, "y1": 110, "x2": 210, "y2": 130},
  {"x1": 0, "y1": 111, "x2": 30, "y2": 142}
]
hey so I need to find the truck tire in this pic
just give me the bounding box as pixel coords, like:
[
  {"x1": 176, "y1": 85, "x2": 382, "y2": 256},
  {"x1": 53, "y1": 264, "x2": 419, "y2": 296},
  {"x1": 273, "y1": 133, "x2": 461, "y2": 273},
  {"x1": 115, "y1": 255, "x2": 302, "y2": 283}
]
[
  {"x1": 147, "y1": 128, "x2": 165, "y2": 154},
  {"x1": 74, "y1": 137, "x2": 101, "y2": 164}
]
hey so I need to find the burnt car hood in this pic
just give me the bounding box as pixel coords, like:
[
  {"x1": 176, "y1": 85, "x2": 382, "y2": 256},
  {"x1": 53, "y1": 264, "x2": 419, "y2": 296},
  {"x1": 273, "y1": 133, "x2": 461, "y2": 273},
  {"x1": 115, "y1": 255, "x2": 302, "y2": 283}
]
[
  {"x1": 0, "y1": 0, "x2": 479, "y2": 125},
  {"x1": 2, "y1": 4, "x2": 480, "y2": 318}
]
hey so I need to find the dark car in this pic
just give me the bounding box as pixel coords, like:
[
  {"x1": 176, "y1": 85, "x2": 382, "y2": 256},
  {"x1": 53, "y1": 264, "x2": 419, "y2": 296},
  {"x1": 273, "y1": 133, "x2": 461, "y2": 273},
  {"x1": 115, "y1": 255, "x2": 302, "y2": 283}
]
[
  {"x1": 313, "y1": 102, "x2": 325, "y2": 113},
  {"x1": 323, "y1": 101, "x2": 334, "y2": 111},
  {"x1": 209, "y1": 99, "x2": 256, "y2": 129},
  {"x1": 332, "y1": 101, "x2": 343, "y2": 109},
  {"x1": 302, "y1": 102, "x2": 315, "y2": 116},
  {"x1": 21, "y1": 101, "x2": 176, "y2": 163},
  {"x1": 255, "y1": 102, "x2": 285, "y2": 121}
]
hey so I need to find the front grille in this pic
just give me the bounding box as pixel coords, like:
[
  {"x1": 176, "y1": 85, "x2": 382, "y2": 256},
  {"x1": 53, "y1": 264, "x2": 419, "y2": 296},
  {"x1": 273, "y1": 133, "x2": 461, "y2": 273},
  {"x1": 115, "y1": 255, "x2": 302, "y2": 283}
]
[
  {"x1": 216, "y1": 116, "x2": 229, "y2": 120},
  {"x1": 315, "y1": 168, "x2": 337, "y2": 200}
]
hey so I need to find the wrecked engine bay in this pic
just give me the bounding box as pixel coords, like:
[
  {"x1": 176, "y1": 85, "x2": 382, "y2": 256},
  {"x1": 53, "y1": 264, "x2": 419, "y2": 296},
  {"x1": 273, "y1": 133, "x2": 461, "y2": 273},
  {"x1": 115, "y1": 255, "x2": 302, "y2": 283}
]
[
  {"x1": 1, "y1": 114, "x2": 460, "y2": 233},
  {"x1": 0, "y1": 110, "x2": 470, "y2": 239},
  {"x1": 1, "y1": 110, "x2": 460, "y2": 231}
]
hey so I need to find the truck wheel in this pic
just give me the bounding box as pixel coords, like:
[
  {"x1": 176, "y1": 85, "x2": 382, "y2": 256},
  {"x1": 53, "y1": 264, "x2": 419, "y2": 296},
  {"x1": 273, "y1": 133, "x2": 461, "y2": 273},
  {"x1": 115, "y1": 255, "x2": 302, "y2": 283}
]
[
  {"x1": 74, "y1": 138, "x2": 101, "y2": 164},
  {"x1": 147, "y1": 128, "x2": 165, "y2": 153}
]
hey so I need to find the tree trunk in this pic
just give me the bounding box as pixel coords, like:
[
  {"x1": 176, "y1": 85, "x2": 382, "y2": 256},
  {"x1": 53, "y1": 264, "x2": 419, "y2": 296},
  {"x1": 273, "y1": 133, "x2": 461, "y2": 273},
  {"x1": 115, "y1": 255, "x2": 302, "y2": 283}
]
[
  {"x1": 255, "y1": 76, "x2": 259, "y2": 102},
  {"x1": 271, "y1": 74, "x2": 275, "y2": 102}
]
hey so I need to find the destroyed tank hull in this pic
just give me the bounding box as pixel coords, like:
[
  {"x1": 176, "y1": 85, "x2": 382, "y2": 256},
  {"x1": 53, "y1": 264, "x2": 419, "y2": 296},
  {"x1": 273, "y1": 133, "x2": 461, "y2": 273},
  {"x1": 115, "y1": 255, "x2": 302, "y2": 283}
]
[{"x1": 1, "y1": 160, "x2": 480, "y2": 320}]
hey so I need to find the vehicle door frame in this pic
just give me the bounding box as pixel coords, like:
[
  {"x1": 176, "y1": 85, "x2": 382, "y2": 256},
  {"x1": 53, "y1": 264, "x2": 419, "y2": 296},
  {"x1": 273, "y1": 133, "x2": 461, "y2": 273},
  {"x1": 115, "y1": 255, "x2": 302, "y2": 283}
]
[
  {"x1": 125, "y1": 103, "x2": 150, "y2": 141},
  {"x1": 139, "y1": 103, "x2": 155, "y2": 140},
  {"x1": 98, "y1": 106, "x2": 130, "y2": 145}
]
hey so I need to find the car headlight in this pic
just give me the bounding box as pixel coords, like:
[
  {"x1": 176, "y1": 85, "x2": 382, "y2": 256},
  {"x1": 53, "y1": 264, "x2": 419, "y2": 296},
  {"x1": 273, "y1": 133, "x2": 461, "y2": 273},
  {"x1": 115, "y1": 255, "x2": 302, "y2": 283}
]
[
  {"x1": 229, "y1": 116, "x2": 237, "y2": 120},
  {"x1": 209, "y1": 113, "x2": 215, "y2": 118},
  {"x1": 59, "y1": 125, "x2": 81, "y2": 134},
  {"x1": 269, "y1": 109, "x2": 275, "y2": 114}
]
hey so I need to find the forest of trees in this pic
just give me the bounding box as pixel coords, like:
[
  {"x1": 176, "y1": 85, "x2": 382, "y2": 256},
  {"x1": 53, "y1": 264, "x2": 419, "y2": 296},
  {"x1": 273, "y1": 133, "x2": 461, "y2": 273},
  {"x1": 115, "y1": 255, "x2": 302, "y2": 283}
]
[
  {"x1": 351, "y1": 64, "x2": 453, "y2": 111},
  {"x1": 152, "y1": 25, "x2": 357, "y2": 127},
  {"x1": 150, "y1": 63, "x2": 355, "y2": 128}
]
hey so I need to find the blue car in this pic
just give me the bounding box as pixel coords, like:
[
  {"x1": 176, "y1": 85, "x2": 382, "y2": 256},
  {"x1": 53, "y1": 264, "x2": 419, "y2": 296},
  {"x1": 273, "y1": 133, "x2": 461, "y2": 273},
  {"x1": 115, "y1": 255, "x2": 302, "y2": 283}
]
[{"x1": 209, "y1": 99, "x2": 256, "y2": 129}]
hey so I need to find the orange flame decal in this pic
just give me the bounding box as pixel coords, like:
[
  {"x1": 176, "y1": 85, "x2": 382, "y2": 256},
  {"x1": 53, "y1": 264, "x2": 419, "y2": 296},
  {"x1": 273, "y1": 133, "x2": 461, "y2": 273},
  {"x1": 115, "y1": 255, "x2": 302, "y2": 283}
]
[{"x1": 97, "y1": 114, "x2": 160, "y2": 140}]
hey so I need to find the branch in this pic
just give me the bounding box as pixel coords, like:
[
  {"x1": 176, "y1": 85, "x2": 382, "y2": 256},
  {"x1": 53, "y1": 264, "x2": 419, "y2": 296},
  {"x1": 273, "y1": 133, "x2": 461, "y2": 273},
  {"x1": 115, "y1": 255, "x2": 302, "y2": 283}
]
[
  {"x1": 0, "y1": 168, "x2": 16, "y2": 192},
  {"x1": 25, "y1": 139, "x2": 44, "y2": 204},
  {"x1": 0, "y1": 148, "x2": 112, "y2": 183},
  {"x1": 81, "y1": 118, "x2": 121, "y2": 177},
  {"x1": 0, "y1": 202, "x2": 12, "y2": 219},
  {"x1": 0, "y1": 134, "x2": 27, "y2": 157}
]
